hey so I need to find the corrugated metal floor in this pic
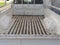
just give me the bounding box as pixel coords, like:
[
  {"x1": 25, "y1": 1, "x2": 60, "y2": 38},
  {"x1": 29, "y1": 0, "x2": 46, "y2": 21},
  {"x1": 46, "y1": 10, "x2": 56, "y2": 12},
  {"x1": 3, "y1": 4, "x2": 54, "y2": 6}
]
[{"x1": 7, "y1": 15, "x2": 49, "y2": 35}]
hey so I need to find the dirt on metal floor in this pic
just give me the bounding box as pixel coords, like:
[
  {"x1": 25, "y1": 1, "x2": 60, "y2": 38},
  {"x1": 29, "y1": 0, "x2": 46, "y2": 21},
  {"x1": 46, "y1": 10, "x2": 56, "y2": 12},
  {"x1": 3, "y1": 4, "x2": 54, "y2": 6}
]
[{"x1": 7, "y1": 15, "x2": 49, "y2": 35}]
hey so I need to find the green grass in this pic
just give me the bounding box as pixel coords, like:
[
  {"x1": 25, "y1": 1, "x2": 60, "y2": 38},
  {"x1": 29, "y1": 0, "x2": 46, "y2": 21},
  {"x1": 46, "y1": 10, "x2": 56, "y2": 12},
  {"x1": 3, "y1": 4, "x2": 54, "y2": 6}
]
[{"x1": 0, "y1": 2, "x2": 5, "y2": 7}]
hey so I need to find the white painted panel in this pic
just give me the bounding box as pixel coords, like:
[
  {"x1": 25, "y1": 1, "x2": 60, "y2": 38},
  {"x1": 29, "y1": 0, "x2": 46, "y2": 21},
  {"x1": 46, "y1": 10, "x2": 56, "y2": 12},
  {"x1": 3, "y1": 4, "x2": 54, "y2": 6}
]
[
  {"x1": 0, "y1": 40, "x2": 21, "y2": 45},
  {"x1": 22, "y1": 39, "x2": 59, "y2": 45},
  {"x1": 44, "y1": 9, "x2": 60, "y2": 34},
  {"x1": 13, "y1": 4, "x2": 44, "y2": 15},
  {"x1": 0, "y1": 8, "x2": 12, "y2": 33}
]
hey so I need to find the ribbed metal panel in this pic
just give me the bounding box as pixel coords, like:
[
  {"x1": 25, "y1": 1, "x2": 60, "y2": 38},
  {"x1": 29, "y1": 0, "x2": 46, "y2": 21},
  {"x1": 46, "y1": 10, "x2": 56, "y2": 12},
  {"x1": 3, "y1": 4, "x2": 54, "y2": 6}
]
[{"x1": 8, "y1": 15, "x2": 49, "y2": 35}]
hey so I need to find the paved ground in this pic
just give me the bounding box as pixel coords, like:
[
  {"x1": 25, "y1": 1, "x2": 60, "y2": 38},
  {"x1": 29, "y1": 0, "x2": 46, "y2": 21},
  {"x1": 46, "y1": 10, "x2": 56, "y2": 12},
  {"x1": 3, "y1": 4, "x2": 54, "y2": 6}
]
[{"x1": 0, "y1": 4, "x2": 11, "y2": 12}]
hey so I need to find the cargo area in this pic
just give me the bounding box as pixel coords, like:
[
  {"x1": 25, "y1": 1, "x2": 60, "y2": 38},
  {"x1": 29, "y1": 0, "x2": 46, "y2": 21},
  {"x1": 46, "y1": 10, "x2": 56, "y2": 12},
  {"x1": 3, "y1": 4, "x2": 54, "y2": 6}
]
[
  {"x1": 8, "y1": 15, "x2": 48, "y2": 35},
  {"x1": 0, "y1": 0, "x2": 60, "y2": 45}
]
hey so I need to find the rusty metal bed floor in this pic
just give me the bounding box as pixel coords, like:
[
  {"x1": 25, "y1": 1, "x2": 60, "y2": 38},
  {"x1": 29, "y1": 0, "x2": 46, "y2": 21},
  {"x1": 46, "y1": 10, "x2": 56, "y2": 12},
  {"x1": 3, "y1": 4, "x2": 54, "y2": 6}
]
[{"x1": 7, "y1": 15, "x2": 49, "y2": 35}]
